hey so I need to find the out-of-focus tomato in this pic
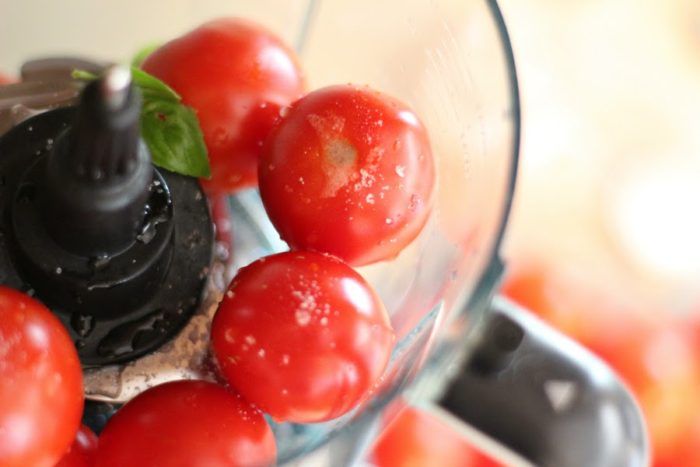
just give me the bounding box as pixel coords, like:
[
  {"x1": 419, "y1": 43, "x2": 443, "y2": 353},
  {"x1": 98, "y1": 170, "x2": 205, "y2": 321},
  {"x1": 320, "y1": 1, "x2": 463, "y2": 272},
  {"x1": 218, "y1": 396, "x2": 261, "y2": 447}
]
[
  {"x1": 142, "y1": 17, "x2": 305, "y2": 194},
  {"x1": 258, "y1": 84, "x2": 435, "y2": 266},
  {"x1": 502, "y1": 264, "x2": 700, "y2": 467},
  {"x1": 371, "y1": 406, "x2": 504, "y2": 467},
  {"x1": 0, "y1": 287, "x2": 84, "y2": 467},
  {"x1": 0, "y1": 73, "x2": 15, "y2": 85},
  {"x1": 95, "y1": 380, "x2": 276, "y2": 467},
  {"x1": 54, "y1": 425, "x2": 98, "y2": 467},
  {"x1": 211, "y1": 251, "x2": 395, "y2": 423}
]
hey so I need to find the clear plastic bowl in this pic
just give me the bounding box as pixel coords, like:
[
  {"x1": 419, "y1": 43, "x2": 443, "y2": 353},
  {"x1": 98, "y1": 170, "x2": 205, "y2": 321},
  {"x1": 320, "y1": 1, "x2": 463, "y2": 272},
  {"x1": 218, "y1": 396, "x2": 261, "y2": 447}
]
[{"x1": 0, "y1": 0, "x2": 518, "y2": 464}]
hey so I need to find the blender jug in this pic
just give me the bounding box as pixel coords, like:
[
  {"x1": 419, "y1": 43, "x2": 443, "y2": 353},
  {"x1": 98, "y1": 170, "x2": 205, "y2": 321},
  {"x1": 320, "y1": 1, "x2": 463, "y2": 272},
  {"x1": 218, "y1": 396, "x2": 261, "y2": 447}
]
[{"x1": 0, "y1": 0, "x2": 649, "y2": 466}]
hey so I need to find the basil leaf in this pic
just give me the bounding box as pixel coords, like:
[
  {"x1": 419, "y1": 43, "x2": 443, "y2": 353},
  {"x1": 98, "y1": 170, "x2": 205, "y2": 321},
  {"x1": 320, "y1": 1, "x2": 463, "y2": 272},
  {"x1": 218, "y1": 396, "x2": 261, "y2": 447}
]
[
  {"x1": 130, "y1": 67, "x2": 180, "y2": 102},
  {"x1": 141, "y1": 99, "x2": 211, "y2": 178},
  {"x1": 131, "y1": 43, "x2": 160, "y2": 68},
  {"x1": 71, "y1": 66, "x2": 209, "y2": 178},
  {"x1": 71, "y1": 69, "x2": 99, "y2": 81}
]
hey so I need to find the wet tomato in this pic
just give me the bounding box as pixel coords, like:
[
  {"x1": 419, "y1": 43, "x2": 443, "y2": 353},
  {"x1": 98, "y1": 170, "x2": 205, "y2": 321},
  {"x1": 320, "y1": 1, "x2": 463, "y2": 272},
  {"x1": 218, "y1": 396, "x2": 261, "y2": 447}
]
[
  {"x1": 0, "y1": 287, "x2": 83, "y2": 467},
  {"x1": 143, "y1": 17, "x2": 305, "y2": 193},
  {"x1": 211, "y1": 251, "x2": 395, "y2": 423},
  {"x1": 54, "y1": 425, "x2": 98, "y2": 467},
  {"x1": 95, "y1": 380, "x2": 276, "y2": 467},
  {"x1": 258, "y1": 84, "x2": 435, "y2": 266}
]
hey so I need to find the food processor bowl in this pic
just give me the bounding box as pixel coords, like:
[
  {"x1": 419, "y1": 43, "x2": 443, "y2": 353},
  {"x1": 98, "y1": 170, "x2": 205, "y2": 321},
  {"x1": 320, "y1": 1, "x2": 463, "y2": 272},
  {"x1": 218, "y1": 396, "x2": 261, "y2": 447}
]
[{"x1": 0, "y1": 1, "x2": 649, "y2": 466}]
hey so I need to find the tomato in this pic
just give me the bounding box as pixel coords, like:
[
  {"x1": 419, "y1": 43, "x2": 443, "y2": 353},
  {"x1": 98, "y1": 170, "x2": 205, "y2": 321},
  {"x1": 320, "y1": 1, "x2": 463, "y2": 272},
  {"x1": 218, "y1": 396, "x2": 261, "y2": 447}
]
[
  {"x1": 258, "y1": 84, "x2": 435, "y2": 266},
  {"x1": 54, "y1": 425, "x2": 98, "y2": 467},
  {"x1": 372, "y1": 406, "x2": 504, "y2": 467},
  {"x1": 211, "y1": 251, "x2": 395, "y2": 422},
  {"x1": 0, "y1": 287, "x2": 83, "y2": 467},
  {"x1": 0, "y1": 73, "x2": 15, "y2": 85},
  {"x1": 142, "y1": 17, "x2": 305, "y2": 193},
  {"x1": 95, "y1": 380, "x2": 276, "y2": 467},
  {"x1": 502, "y1": 265, "x2": 700, "y2": 467}
]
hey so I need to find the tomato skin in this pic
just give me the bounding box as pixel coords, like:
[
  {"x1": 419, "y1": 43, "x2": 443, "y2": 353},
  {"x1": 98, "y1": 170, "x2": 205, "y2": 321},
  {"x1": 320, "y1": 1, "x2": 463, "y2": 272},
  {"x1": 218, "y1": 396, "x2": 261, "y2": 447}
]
[
  {"x1": 54, "y1": 425, "x2": 98, "y2": 467},
  {"x1": 95, "y1": 380, "x2": 276, "y2": 467},
  {"x1": 258, "y1": 85, "x2": 435, "y2": 266},
  {"x1": 143, "y1": 17, "x2": 305, "y2": 193},
  {"x1": 0, "y1": 287, "x2": 83, "y2": 467},
  {"x1": 211, "y1": 251, "x2": 395, "y2": 423}
]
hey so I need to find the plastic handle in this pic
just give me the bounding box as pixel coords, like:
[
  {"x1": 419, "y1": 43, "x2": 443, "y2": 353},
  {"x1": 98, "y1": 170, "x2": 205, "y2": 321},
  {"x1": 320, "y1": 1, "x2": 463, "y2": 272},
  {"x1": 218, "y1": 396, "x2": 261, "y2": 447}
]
[{"x1": 434, "y1": 296, "x2": 649, "y2": 467}]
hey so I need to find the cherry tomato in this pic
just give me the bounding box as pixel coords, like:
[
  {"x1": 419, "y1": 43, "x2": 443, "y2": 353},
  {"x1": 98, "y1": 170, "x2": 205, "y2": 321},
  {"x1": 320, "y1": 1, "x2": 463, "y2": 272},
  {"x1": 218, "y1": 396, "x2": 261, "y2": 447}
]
[
  {"x1": 54, "y1": 425, "x2": 98, "y2": 467},
  {"x1": 143, "y1": 17, "x2": 305, "y2": 193},
  {"x1": 96, "y1": 380, "x2": 276, "y2": 467},
  {"x1": 0, "y1": 287, "x2": 83, "y2": 467},
  {"x1": 258, "y1": 84, "x2": 435, "y2": 266},
  {"x1": 372, "y1": 406, "x2": 504, "y2": 467},
  {"x1": 211, "y1": 251, "x2": 395, "y2": 423}
]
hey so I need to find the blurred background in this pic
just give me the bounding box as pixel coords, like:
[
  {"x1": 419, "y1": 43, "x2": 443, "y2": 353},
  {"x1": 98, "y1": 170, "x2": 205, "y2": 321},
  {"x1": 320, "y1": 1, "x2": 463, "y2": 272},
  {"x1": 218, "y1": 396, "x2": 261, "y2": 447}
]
[
  {"x1": 1, "y1": 0, "x2": 699, "y2": 465},
  {"x1": 373, "y1": 1, "x2": 700, "y2": 465}
]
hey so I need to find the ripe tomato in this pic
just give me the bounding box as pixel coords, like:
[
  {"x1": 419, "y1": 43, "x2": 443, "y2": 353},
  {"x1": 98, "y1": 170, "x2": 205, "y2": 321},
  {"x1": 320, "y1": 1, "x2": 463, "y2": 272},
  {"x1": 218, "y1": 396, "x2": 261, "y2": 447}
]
[
  {"x1": 502, "y1": 265, "x2": 700, "y2": 467},
  {"x1": 142, "y1": 17, "x2": 305, "y2": 193},
  {"x1": 0, "y1": 73, "x2": 15, "y2": 85},
  {"x1": 372, "y1": 406, "x2": 504, "y2": 467},
  {"x1": 95, "y1": 380, "x2": 276, "y2": 467},
  {"x1": 211, "y1": 251, "x2": 395, "y2": 423},
  {"x1": 258, "y1": 84, "x2": 435, "y2": 266},
  {"x1": 54, "y1": 425, "x2": 98, "y2": 467},
  {"x1": 0, "y1": 287, "x2": 83, "y2": 467}
]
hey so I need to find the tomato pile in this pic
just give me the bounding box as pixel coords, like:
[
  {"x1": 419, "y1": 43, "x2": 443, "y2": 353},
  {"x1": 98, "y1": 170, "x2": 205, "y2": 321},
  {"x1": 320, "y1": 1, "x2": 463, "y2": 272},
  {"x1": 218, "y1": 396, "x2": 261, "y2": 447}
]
[
  {"x1": 502, "y1": 264, "x2": 700, "y2": 467},
  {"x1": 0, "y1": 17, "x2": 435, "y2": 466}
]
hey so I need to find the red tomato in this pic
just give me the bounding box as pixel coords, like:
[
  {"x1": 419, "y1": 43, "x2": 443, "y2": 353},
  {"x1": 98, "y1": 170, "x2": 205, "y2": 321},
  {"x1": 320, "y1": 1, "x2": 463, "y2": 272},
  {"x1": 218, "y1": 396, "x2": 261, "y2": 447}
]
[
  {"x1": 258, "y1": 84, "x2": 435, "y2": 266},
  {"x1": 0, "y1": 73, "x2": 15, "y2": 85},
  {"x1": 54, "y1": 425, "x2": 98, "y2": 467},
  {"x1": 143, "y1": 17, "x2": 305, "y2": 194},
  {"x1": 95, "y1": 380, "x2": 276, "y2": 467},
  {"x1": 372, "y1": 406, "x2": 504, "y2": 467},
  {"x1": 502, "y1": 265, "x2": 700, "y2": 467},
  {"x1": 211, "y1": 251, "x2": 395, "y2": 422},
  {"x1": 0, "y1": 287, "x2": 83, "y2": 467}
]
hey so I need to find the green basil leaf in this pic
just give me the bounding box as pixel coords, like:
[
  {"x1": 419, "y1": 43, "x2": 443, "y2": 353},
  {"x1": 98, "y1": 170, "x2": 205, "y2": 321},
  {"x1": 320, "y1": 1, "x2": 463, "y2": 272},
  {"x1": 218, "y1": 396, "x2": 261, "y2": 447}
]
[
  {"x1": 71, "y1": 69, "x2": 99, "y2": 81},
  {"x1": 131, "y1": 43, "x2": 160, "y2": 68},
  {"x1": 70, "y1": 66, "x2": 209, "y2": 179},
  {"x1": 130, "y1": 66, "x2": 180, "y2": 102},
  {"x1": 141, "y1": 99, "x2": 211, "y2": 178}
]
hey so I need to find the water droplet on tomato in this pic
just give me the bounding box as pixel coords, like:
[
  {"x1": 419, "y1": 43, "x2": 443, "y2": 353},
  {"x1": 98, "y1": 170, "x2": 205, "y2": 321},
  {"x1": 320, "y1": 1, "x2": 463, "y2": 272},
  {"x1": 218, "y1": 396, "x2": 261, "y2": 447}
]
[{"x1": 295, "y1": 310, "x2": 311, "y2": 326}]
